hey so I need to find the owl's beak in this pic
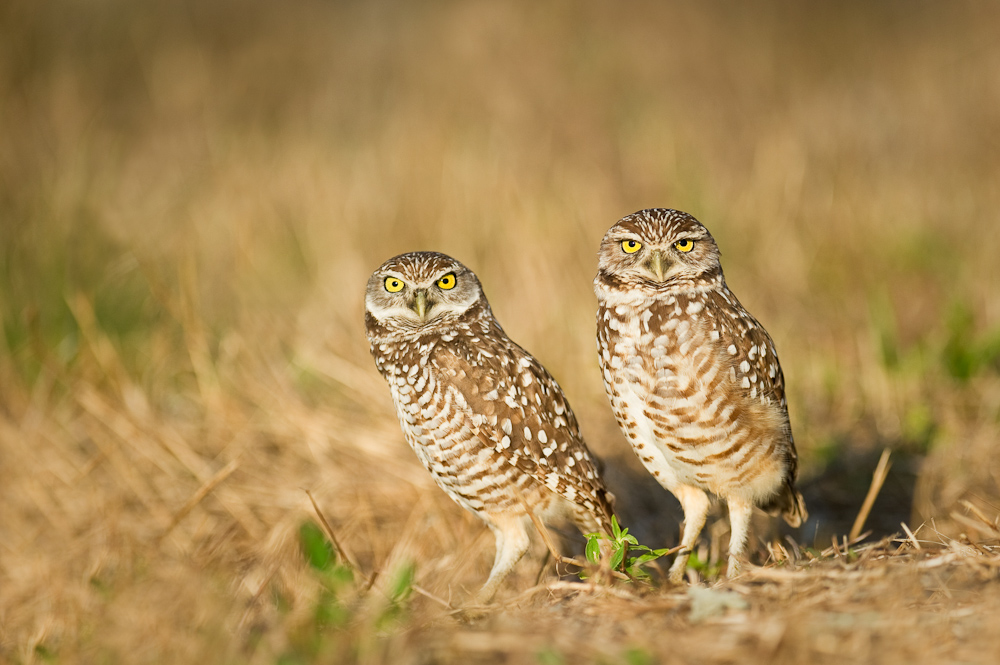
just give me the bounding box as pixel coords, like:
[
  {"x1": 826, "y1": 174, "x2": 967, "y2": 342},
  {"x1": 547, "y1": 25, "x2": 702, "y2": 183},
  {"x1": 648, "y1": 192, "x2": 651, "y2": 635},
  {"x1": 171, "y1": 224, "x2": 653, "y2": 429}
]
[
  {"x1": 647, "y1": 250, "x2": 669, "y2": 282},
  {"x1": 411, "y1": 289, "x2": 429, "y2": 319}
]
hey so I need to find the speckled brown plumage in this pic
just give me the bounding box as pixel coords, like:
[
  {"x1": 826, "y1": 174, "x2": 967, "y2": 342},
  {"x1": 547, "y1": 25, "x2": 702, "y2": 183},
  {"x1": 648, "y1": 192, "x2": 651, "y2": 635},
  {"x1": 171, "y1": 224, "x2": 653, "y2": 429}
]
[
  {"x1": 365, "y1": 251, "x2": 614, "y2": 601},
  {"x1": 594, "y1": 209, "x2": 806, "y2": 582}
]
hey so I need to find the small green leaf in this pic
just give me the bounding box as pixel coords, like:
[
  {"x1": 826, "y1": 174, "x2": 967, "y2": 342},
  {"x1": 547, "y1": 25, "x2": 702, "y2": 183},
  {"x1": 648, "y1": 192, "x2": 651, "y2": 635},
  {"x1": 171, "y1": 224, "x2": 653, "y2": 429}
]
[
  {"x1": 630, "y1": 553, "x2": 660, "y2": 567},
  {"x1": 628, "y1": 567, "x2": 651, "y2": 581},
  {"x1": 389, "y1": 561, "x2": 416, "y2": 601},
  {"x1": 585, "y1": 535, "x2": 602, "y2": 564},
  {"x1": 611, "y1": 515, "x2": 622, "y2": 539},
  {"x1": 610, "y1": 546, "x2": 625, "y2": 570},
  {"x1": 299, "y1": 521, "x2": 333, "y2": 571},
  {"x1": 623, "y1": 534, "x2": 639, "y2": 546}
]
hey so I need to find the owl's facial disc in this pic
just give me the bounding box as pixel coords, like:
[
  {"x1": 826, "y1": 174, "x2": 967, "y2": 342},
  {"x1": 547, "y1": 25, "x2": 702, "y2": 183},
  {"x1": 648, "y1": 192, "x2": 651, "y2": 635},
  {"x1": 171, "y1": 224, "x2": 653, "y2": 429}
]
[{"x1": 366, "y1": 257, "x2": 483, "y2": 332}]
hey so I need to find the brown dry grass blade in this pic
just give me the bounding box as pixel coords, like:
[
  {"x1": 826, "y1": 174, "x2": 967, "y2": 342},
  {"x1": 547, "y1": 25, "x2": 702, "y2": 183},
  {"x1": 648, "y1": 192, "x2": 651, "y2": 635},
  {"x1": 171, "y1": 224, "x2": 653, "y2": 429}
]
[{"x1": 849, "y1": 448, "x2": 892, "y2": 542}]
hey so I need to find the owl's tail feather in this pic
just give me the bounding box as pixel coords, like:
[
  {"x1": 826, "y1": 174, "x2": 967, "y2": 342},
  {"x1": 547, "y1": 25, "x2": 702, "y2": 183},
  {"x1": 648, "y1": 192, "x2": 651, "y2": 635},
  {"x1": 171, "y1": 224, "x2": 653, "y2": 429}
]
[{"x1": 760, "y1": 481, "x2": 808, "y2": 528}]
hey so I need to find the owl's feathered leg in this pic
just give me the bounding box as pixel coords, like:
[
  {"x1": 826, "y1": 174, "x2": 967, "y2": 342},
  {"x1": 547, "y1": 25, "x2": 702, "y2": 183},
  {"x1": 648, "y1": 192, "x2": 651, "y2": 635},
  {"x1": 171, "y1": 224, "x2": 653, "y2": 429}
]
[
  {"x1": 726, "y1": 495, "x2": 754, "y2": 578},
  {"x1": 668, "y1": 485, "x2": 711, "y2": 584},
  {"x1": 475, "y1": 514, "x2": 530, "y2": 603}
]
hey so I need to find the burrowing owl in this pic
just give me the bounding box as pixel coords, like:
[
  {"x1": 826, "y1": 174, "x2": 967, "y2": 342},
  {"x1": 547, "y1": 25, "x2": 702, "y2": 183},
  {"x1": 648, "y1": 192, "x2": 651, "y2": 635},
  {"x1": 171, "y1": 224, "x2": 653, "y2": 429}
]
[
  {"x1": 365, "y1": 251, "x2": 615, "y2": 601},
  {"x1": 594, "y1": 209, "x2": 806, "y2": 582}
]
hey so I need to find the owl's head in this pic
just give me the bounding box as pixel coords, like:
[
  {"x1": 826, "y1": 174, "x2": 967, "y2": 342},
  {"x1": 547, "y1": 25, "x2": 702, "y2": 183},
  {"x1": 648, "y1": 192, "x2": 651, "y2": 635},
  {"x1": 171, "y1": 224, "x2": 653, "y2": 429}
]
[
  {"x1": 365, "y1": 251, "x2": 489, "y2": 335},
  {"x1": 596, "y1": 209, "x2": 722, "y2": 294}
]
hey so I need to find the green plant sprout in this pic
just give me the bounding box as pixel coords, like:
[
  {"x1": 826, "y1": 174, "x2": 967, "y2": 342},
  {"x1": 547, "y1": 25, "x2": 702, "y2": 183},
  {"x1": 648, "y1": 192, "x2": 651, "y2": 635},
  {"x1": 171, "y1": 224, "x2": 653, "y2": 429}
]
[{"x1": 585, "y1": 515, "x2": 674, "y2": 581}]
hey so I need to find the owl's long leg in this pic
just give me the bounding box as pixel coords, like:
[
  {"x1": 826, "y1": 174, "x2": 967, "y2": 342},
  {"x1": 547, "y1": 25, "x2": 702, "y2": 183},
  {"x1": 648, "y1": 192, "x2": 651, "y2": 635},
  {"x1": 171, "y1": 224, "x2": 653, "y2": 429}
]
[
  {"x1": 726, "y1": 495, "x2": 754, "y2": 578},
  {"x1": 668, "y1": 484, "x2": 711, "y2": 584},
  {"x1": 475, "y1": 514, "x2": 530, "y2": 603}
]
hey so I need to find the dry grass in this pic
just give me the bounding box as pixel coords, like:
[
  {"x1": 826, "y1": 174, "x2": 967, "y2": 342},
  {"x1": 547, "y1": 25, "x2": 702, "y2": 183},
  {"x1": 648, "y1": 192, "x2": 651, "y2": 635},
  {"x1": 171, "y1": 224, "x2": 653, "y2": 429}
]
[{"x1": 2, "y1": 1, "x2": 1000, "y2": 663}]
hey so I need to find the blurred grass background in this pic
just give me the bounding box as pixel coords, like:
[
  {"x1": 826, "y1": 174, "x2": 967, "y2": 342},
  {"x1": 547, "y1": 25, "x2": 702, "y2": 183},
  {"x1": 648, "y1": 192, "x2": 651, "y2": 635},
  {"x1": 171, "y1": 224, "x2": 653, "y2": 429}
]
[{"x1": 2, "y1": 0, "x2": 1000, "y2": 662}]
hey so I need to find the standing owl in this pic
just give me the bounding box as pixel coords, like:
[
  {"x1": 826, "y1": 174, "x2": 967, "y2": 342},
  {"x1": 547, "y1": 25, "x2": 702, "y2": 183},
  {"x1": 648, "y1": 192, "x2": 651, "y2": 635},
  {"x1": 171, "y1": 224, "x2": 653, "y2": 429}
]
[
  {"x1": 365, "y1": 251, "x2": 615, "y2": 601},
  {"x1": 594, "y1": 209, "x2": 806, "y2": 582}
]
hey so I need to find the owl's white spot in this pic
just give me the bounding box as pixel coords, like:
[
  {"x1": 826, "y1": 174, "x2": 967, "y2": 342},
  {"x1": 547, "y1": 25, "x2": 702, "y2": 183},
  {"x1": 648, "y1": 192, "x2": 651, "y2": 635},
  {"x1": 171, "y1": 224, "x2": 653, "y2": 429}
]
[
  {"x1": 574, "y1": 451, "x2": 584, "y2": 461},
  {"x1": 739, "y1": 360, "x2": 750, "y2": 373},
  {"x1": 542, "y1": 447, "x2": 552, "y2": 457},
  {"x1": 750, "y1": 386, "x2": 757, "y2": 398},
  {"x1": 484, "y1": 389, "x2": 498, "y2": 401},
  {"x1": 566, "y1": 456, "x2": 575, "y2": 467},
  {"x1": 538, "y1": 430, "x2": 548, "y2": 444},
  {"x1": 748, "y1": 345, "x2": 757, "y2": 359},
  {"x1": 501, "y1": 419, "x2": 512, "y2": 435},
  {"x1": 710, "y1": 330, "x2": 720, "y2": 341},
  {"x1": 554, "y1": 402, "x2": 564, "y2": 415},
  {"x1": 521, "y1": 396, "x2": 528, "y2": 406},
  {"x1": 686, "y1": 301, "x2": 703, "y2": 315},
  {"x1": 741, "y1": 376, "x2": 750, "y2": 389},
  {"x1": 523, "y1": 427, "x2": 532, "y2": 441},
  {"x1": 769, "y1": 364, "x2": 777, "y2": 378},
  {"x1": 500, "y1": 435, "x2": 511, "y2": 449},
  {"x1": 727, "y1": 344, "x2": 738, "y2": 356},
  {"x1": 505, "y1": 396, "x2": 518, "y2": 408},
  {"x1": 640, "y1": 309, "x2": 653, "y2": 328},
  {"x1": 518, "y1": 357, "x2": 532, "y2": 368}
]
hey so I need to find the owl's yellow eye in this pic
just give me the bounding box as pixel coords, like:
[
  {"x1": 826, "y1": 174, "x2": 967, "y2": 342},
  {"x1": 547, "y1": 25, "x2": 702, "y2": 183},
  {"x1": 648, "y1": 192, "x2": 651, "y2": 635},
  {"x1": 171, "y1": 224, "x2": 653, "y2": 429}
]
[
  {"x1": 674, "y1": 239, "x2": 694, "y2": 253},
  {"x1": 621, "y1": 239, "x2": 642, "y2": 254},
  {"x1": 384, "y1": 277, "x2": 404, "y2": 293},
  {"x1": 436, "y1": 273, "x2": 457, "y2": 290}
]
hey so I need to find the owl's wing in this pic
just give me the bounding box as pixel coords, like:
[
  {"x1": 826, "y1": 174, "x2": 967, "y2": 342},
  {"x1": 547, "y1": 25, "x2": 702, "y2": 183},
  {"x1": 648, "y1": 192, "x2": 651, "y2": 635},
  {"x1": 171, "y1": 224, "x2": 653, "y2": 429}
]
[
  {"x1": 707, "y1": 289, "x2": 801, "y2": 485},
  {"x1": 706, "y1": 289, "x2": 789, "y2": 413},
  {"x1": 434, "y1": 337, "x2": 614, "y2": 533}
]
